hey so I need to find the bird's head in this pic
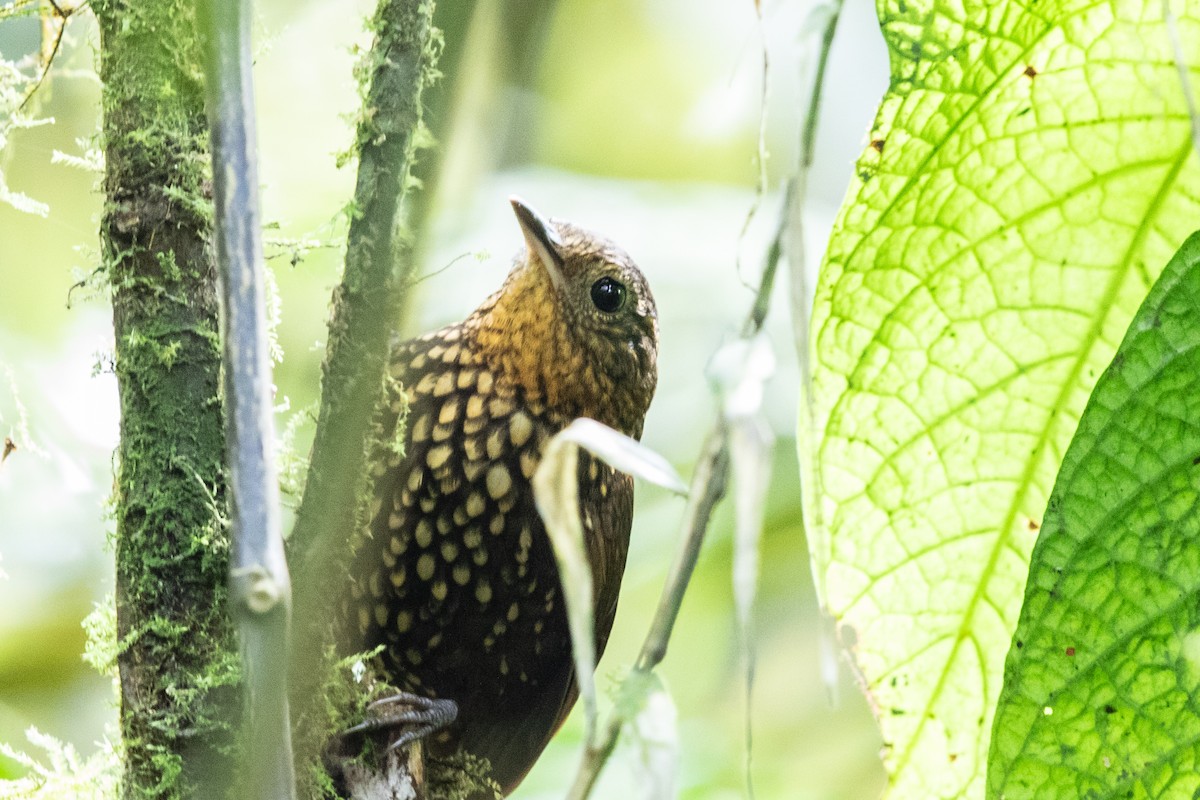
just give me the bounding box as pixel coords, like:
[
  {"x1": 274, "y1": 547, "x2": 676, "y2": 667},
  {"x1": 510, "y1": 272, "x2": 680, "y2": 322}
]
[{"x1": 468, "y1": 197, "x2": 659, "y2": 437}]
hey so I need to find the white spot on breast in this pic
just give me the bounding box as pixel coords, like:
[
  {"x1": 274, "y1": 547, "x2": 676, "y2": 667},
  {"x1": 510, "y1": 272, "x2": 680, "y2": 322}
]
[
  {"x1": 486, "y1": 427, "x2": 505, "y2": 460},
  {"x1": 433, "y1": 372, "x2": 455, "y2": 397},
  {"x1": 453, "y1": 564, "x2": 471, "y2": 585},
  {"x1": 464, "y1": 459, "x2": 485, "y2": 482},
  {"x1": 415, "y1": 373, "x2": 437, "y2": 394},
  {"x1": 417, "y1": 553, "x2": 436, "y2": 581},
  {"x1": 415, "y1": 519, "x2": 433, "y2": 548},
  {"x1": 426, "y1": 444, "x2": 451, "y2": 470},
  {"x1": 438, "y1": 399, "x2": 459, "y2": 425},
  {"x1": 440, "y1": 541, "x2": 459, "y2": 562},
  {"x1": 477, "y1": 371, "x2": 494, "y2": 394},
  {"x1": 431, "y1": 581, "x2": 448, "y2": 602},
  {"x1": 476, "y1": 580, "x2": 492, "y2": 604},
  {"x1": 466, "y1": 395, "x2": 485, "y2": 419},
  {"x1": 464, "y1": 527, "x2": 483, "y2": 549},
  {"x1": 519, "y1": 450, "x2": 538, "y2": 479},
  {"x1": 396, "y1": 610, "x2": 413, "y2": 632},
  {"x1": 487, "y1": 464, "x2": 512, "y2": 499},
  {"x1": 488, "y1": 396, "x2": 514, "y2": 418},
  {"x1": 509, "y1": 411, "x2": 533, "y2": 447},
  {"x1": 411, "y1": 413, "x2": 432, "y2": 443},
  {"x1": 466, "y1": 492, "x2": 485, "y2": 518}
]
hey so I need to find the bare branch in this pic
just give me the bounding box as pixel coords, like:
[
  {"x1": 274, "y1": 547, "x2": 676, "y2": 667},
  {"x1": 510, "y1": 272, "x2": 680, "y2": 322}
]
[
  {"x1": 199, "y1": 0, "x2": 295, "y2": 796},
  {"x1": 285, "y1": 0, "x2": 437, "y2": 784}
]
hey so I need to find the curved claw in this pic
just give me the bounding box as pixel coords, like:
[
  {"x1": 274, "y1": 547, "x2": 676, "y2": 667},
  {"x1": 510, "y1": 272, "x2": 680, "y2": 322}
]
[{"x1": 343, "y1": 692, "x2": 459, "y2": 752}]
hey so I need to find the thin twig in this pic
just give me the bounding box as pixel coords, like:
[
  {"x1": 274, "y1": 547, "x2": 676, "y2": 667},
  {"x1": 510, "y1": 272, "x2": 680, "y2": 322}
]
[
  {"x1": 563, "y1": 3, "x2": 846, "y2": 796},
  {"x1": 199, "y1": 0, "x2": 295, "y2": 796}
]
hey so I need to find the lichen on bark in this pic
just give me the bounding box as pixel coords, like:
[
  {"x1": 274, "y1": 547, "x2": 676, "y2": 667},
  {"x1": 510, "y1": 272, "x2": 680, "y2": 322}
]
[{"x1": 92, "y1": 0, "x2": 241, "y2": 796}]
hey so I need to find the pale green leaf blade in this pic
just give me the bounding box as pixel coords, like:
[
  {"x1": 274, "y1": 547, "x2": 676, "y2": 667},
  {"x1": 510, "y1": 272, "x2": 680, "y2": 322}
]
[
  {"x1": 804, "y1": 1, "x2": 1200, "y2": 797},
  {"x1": 533, "y1": 433, "x2": 597, "y2": 747},
  {"x1": 550, "y1": 417, "x2": 687, "y2": 496},
  {"x1": 988, "y1": 232, "x2": 1200, "y2": 798},
  {"x1": 533, "y1": 419, "x2": 684, "y2": 750}
]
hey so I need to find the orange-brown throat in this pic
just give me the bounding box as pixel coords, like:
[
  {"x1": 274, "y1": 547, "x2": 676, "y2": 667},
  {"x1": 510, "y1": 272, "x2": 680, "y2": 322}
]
[{"x1": 465, "y1": 260, "x2": 647, "y2": 436}]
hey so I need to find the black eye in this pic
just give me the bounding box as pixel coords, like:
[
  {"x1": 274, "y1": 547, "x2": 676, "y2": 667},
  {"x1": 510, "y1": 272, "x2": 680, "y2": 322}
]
[{"x1": 590, "y1": 276, "x2": 626, "y2": 313}]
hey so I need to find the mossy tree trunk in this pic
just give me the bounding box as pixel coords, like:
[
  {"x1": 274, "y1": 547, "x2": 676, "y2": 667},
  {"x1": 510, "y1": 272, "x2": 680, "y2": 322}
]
[{"x1": 93, "y1": 1, "x2": 240, "y2": 797}]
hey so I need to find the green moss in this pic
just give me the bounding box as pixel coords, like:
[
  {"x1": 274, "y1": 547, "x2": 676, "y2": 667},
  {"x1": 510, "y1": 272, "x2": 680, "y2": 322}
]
[
  {"x1": 92, "y1": 1, "x2": 243, "y2": 798},
  {"x1": 82, "y1": 598, "x2": 119, "y2": 679}
]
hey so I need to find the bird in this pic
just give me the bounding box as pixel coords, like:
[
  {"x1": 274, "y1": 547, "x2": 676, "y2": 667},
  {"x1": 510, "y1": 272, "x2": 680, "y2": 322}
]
[{"x1": 339, "y1": 196, "x2": 659, "y2": 795}]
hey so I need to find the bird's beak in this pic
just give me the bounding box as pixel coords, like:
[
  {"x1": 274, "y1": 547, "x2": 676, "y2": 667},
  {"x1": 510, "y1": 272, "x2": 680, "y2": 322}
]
[{"x1": 510, "y1": 196, "x2": 566, "y2": 291}]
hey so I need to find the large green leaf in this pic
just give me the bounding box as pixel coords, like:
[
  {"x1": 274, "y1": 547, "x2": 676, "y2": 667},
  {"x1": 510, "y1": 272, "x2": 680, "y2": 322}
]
[
  {"x1": 802, "y1": 0, "x2": 1200, "y2": 797},
  {"x1": 988, "y1": 232, "x2": 1200, "y2": 798}
]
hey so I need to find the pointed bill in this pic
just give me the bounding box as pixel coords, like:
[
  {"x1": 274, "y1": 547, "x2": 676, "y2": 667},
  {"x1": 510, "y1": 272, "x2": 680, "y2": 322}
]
[{"x1": 510, "y1": 195, "x2": 566, "y2": 291}]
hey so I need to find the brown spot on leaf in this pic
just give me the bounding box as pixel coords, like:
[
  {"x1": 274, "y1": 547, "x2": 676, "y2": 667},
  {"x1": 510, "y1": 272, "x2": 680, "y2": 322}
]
[
  {"x1": 1023, "y1": 65, "x2": 1038, "y2": 79},
  {"x1": 1, "y1": 437, "x2": 14, "y2": 465},
  {"x1": 870, "y1": 138, "x2": 885, "y2": 153}
]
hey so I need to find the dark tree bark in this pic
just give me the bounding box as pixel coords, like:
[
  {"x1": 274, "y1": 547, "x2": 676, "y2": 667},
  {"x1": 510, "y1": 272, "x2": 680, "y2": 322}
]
[{"x1": 92, "y1": 1, "x2": 240, "y2": 796}]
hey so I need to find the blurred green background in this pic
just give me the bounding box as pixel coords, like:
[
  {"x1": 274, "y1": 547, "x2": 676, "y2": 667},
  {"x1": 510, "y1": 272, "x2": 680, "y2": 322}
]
[{"x1": 0, "y1": 0, "x2": 889, "y2": 797}]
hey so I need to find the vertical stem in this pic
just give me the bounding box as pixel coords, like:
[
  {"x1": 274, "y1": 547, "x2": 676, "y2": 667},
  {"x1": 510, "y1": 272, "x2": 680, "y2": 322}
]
[
  {"x1": 199, "y1": 0, "x2": 296, "y2": 797},
  {"x1": 91, "y1": 0, "x2": 240, "y2": 796},
  {"x1": 286, "y1": 0, "x2": 437, "y2": 780}
]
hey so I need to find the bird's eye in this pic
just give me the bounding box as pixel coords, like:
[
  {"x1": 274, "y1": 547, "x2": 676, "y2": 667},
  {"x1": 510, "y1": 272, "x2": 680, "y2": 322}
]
[{"x1": 590, "y1": 276, "x2": 626, "y2": 313}]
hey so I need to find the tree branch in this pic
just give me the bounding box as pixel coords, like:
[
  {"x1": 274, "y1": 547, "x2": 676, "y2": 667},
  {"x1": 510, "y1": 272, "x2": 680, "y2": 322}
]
[
  {"x1": 91, "y1": 0, "x2": 240, "y2": 795},
  {"x1": 286, "y1": 0, "x2": 437, "y2": 784},
  {"x1": 199, "y1": 0, "x2": 296, "y2": 796}
]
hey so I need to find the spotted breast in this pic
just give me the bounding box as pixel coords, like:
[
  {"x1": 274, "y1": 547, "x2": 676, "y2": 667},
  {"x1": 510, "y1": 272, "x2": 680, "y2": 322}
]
[{"x1": 343, "y1": 197, "x2": 658, "y2": 795}]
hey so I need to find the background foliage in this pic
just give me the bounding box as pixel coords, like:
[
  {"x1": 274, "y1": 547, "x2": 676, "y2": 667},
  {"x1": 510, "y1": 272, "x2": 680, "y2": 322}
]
[{"x1": 0, "y1": 0, "x2": 889, "y2": 797}]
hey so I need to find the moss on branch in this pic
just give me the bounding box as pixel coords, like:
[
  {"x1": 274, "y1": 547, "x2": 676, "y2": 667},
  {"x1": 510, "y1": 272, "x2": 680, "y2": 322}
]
[{"x1": 92, "y1": 1, "x2": 240, "y2": 797}]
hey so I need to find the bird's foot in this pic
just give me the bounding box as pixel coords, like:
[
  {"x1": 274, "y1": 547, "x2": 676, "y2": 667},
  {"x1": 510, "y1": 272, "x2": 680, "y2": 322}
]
[{"x1": 343, "y1": 693, "x2": 459, "y2": 752}]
